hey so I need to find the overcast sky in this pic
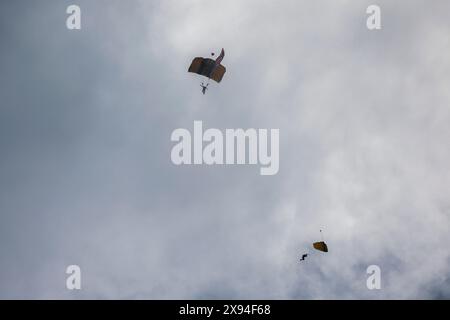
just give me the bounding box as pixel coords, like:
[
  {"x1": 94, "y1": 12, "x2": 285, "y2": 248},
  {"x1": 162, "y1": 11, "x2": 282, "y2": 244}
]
[{"x1": 0, "y1": 0, "x2": 449, "y2": 299}]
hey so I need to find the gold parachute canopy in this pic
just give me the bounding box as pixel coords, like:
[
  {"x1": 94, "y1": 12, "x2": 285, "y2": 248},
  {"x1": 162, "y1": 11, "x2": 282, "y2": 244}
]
[
  {"x1": 313, "y1": 241, "x2": 329, "y2": 252},
  {"x1": 188, "y1": 58, "x2": 226, "y2": 83},
  {"x1": 188, "y1": 49, "x2": 226, "y2": 83}
]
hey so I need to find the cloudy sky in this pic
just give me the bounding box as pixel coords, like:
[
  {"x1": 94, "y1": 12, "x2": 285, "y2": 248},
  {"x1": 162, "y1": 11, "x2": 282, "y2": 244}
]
[{"x1": 0, "y1": 0, "x2": 449, "y2": 299}]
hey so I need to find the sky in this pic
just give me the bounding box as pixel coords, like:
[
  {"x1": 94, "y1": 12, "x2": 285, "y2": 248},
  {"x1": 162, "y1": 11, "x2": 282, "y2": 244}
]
[{"x1": 0, "y1": 0, "x2": 449, "y2": 299}]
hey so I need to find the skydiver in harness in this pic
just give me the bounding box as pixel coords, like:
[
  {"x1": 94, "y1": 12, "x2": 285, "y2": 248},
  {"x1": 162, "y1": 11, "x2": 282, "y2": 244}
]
[{"x1": 200, "y1": 82, "x2": 209, "y2": 95}]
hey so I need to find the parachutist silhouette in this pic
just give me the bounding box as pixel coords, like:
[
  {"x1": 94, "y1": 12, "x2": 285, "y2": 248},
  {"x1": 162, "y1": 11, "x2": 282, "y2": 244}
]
[
  {"x1": 188, "y1": 48, "x2": 226, "y2": 92},
  {"x1": 200, "y1": 82, "x2": 209, "y2": 95},
  {"x1": 300, "y1": 254, "x2": 308, "y2": 261}
]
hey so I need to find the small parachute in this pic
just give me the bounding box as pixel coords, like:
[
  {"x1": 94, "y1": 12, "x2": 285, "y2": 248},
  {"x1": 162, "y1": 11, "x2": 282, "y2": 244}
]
[
  {"x1": 188, "y1": 48, "x2": 226, "y2": 84},
  {"x1": 313, "y1": 230, "x2": 329, "y2": 252},
  {"x1": 313, "y1": 241, "x2": 328, "y2": 252}
]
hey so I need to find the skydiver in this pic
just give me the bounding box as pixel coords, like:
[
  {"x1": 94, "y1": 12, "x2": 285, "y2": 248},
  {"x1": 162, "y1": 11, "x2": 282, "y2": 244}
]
[
  {"x1": 299, "y1": 254, "x2": 308, "y2": 261},
  {"x1": 200, "y1": 82, "x2": 209, "y2": 95}
]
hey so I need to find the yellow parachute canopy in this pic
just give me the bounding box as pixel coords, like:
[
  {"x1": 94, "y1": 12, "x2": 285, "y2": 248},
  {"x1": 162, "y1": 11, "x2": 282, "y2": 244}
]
[
  {"x1": 313, "y1": 241, "x2": 328, "y2": 252},
  {"x1": 188, "y1": 57, "x2": 226, "y2": 83}
]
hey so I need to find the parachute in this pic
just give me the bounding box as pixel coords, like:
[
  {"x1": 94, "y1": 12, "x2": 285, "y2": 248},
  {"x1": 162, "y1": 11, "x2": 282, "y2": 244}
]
[
  {"x1": 313, "y1": 241, "x2": 328, "y2": 252},
  {"x1": 313, "y1": 229, "x2": 328, "y2": 252},
  {"x1": 188, "y1": 48, "x2": 226, "y2": 84}
]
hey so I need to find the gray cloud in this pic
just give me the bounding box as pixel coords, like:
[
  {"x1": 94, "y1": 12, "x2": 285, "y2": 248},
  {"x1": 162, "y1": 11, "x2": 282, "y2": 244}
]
[{"x1": 0, "y1": 0, "x2": 449, "y2": 299}]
